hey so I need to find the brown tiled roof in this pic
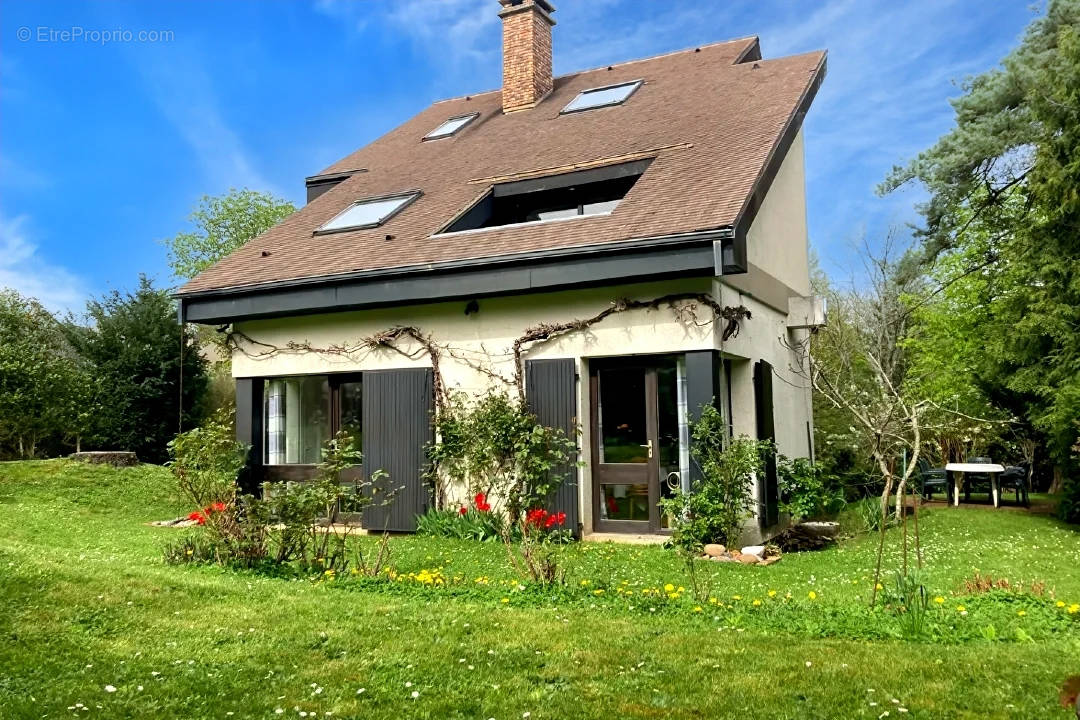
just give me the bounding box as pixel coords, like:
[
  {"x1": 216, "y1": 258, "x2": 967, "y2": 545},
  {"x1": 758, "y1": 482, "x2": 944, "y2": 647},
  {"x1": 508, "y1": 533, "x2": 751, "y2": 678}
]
[{"x1": 178, "y1": 37, "x2": 826, "y2": 296}]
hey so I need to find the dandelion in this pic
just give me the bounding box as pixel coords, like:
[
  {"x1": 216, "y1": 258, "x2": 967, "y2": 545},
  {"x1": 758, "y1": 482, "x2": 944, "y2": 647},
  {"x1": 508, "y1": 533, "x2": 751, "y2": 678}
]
[
  {"x1": 732, "y1": 595, "x2": 742, "y2": 601},
  {"x1": 934, "y1": 596, "x2": 945, "y2": 604},
  {"x1": 955, "y1": 605, "x2": 966, "y2": 612},
  {"x1": 693, "y1": 606, "x2": 703, "y2": 612},
  {"x1": 752, "y1": 599, "x2": 762, "y2": 607},
  {"x1": 875, "y1": 583, "x2": 883, "y2": 591},
  {"x1": 1017, "y1": 610, "x2": 1026, "y2": 617},
  {"x1": 767, "y1": 590, "x2": 777, "y2": 598},
  {"x1": 664, "y1": 584, "x2": 675, "y2": 592},
  {"x1": 808, "y1": 591, "x2": 817, "y2": 600},
  {"x1": 1068, "y1": 604, "x2": 1079, "y2": 614},
  {"x1": 501, "y1": 598, "x2": 509, "y2": 603},
  {"x1": 411, "y1": 691, "x2": 419, "y2": 699},
  {"x1": 1055, "y1": 600, "x2": 1065, "y2": 608},
  {"x1": 593, "y1": 589, "x2": 605, "y2": 595}
]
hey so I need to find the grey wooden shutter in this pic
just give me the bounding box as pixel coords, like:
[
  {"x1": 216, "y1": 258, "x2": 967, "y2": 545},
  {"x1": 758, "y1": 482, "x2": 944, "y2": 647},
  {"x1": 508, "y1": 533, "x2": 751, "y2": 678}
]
[
  {"x1": 362, "y1": 368, "x2": 434, "y2": 532},
  {"x1": 754, "y1": 359, "x2": 779, "y2": 528},
  {"x1": 683, "y1": 351, "x2": 722, "y2": 488},
  {"x1": 234, "y1": 378, "x2": 264, "y2": 496},
  {"x1": 524, "y1": 359, "x2": 580, "y2": 536}
]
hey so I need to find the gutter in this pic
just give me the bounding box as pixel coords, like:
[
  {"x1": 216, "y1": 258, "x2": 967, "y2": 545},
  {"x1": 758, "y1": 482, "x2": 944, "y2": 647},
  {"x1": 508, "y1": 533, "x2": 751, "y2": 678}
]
[{"x1": 174, "y1": 226, "x2": 736, "y2": 300}]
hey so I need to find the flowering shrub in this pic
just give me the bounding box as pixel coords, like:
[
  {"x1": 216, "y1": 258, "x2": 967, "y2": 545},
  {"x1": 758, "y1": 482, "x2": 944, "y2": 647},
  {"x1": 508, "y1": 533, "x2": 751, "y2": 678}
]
[
  {"x1": 186, "y1": 501, "x2": 228, "y2": 526},
  {"x1": 429, "y1": 391, "x2": 579, "y2": 520},
  {"x1": 523, "y1": 508, "x2": 570, "y2": 540}
]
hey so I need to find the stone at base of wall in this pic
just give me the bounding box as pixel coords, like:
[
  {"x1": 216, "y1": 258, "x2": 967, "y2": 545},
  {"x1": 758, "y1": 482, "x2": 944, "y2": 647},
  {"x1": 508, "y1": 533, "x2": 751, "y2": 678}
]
[{"x1": 70, "y1": 451, "x2": 139, "y2": 467}]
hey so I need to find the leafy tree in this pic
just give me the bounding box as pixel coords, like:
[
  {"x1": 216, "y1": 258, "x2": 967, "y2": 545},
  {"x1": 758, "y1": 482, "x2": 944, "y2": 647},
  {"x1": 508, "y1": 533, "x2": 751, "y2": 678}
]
[
  {"x1": 0, "y1": 290, "x2": 88, "y2": 458},
  {"x1": 164, "y1": 189, "x2": 296, "y2": 280},
  {"x1": 880, "y1": 0, "x2": 1080, "y2": 502},
  {"x1": 70, "y1": 276, "x2": 208, "y2": 463}
]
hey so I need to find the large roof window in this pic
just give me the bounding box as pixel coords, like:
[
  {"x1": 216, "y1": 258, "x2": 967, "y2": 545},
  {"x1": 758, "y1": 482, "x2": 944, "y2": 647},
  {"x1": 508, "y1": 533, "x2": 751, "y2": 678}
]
[
  {"x1": 561, "y1": 80, "x2": 642, "y2": 114},
  {"x1": 315, "y1": 191, "x2": 420, "y2": 234},
  {"x1": 439, "y1": 159, "x2": 651, "y2": 234},
  {"x1": 423, "y1": 113, "x2": 479, "y2": 140}
]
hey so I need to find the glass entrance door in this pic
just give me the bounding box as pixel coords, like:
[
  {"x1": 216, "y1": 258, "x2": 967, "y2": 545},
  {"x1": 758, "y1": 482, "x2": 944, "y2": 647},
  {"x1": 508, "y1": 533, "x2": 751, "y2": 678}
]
[{"x1": 591, "y1": 357, "x2": 687, "y2": 533}]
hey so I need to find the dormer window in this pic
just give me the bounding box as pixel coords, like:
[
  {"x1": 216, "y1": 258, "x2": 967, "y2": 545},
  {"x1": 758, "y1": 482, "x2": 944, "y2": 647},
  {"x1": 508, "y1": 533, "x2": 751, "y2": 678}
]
[
  {"x1": 561, "y1": 80, "x2": 642, "y2": 114},
  {"x1": 315, "y1": 191, "x2": 421, "y2": 234},
  {"x1": 423, "y1": 113, "x2": 479, "y2": 140},
  {"x1": 438, "y1": 158, "x2": 651, "y2": 234}
]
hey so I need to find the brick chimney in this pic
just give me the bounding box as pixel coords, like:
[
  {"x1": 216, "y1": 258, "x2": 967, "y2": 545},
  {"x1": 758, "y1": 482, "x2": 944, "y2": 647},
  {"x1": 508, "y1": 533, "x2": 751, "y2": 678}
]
[{"x1": 498, "y1": 0, "x2": 555, "y2": 113}]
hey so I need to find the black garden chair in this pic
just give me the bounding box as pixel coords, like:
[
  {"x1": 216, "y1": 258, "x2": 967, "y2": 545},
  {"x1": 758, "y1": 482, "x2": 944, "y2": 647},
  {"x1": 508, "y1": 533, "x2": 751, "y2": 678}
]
[
  {"x1": 998, "y1": 462, "x2": 1030, "y2": 507},
  {"x1": 916, "y1": 457, "x2": 948, "y2": 500}
]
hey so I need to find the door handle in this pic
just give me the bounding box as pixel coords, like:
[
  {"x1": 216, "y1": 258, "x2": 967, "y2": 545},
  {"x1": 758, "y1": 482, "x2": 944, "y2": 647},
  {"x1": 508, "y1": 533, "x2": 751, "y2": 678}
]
[{"x1": 640, "y1": 441, "x2": 653, "y2": 459}]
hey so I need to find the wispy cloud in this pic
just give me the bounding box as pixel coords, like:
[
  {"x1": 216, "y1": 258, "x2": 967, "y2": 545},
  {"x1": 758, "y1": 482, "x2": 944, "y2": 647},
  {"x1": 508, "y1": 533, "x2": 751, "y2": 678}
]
[
  {"x1": 0, "y1": 213, "x2": 87, "y2": 315},
  {"x1": 133, "y1": 49, "x2": 281, "y2": 197},
  {"x1": 316, "y1": 0, "x2": 501, "y2": 85}
]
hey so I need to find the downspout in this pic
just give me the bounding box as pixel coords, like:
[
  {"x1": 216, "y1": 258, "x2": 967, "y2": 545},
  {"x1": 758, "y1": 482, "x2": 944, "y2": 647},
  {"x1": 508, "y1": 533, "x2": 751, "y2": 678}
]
[{"x1": 177, "y1": 298, "x2": 185, "y2": 435}]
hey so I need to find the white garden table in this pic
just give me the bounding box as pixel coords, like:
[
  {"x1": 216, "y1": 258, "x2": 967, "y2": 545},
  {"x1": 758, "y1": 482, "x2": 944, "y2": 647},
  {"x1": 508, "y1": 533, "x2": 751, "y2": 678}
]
[{"x1": 944, "y1": 463, "x2": 1006, "y2": 508}]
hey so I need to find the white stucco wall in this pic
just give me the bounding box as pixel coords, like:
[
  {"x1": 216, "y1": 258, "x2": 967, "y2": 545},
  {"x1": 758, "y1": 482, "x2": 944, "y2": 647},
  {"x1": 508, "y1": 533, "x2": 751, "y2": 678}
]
[{"x1": 745, "y1": 128, "x2": 811, "y2": 298}]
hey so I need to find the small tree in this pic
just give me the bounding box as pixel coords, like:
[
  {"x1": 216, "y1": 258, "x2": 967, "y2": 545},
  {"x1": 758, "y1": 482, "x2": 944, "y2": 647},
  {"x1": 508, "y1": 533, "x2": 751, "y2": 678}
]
[
  {"x1": 0, "y1": 289, "x2": 89, "y2": 458},
  {"x1": 660, "y1": 405, "x2": 768, "y2": 552},
  {"x1": 71, "y1": 276, "x2": 208, "y2": 463},
  {"x1": 164, "y1": 189, "x2": 296, "y2": 280}
]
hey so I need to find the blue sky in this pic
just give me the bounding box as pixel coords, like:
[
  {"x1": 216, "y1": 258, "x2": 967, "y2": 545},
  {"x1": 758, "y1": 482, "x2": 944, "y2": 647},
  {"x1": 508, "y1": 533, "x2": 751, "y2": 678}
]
[{"x1": 0, "y1": 0, "x2": 1039, "y2": 313}]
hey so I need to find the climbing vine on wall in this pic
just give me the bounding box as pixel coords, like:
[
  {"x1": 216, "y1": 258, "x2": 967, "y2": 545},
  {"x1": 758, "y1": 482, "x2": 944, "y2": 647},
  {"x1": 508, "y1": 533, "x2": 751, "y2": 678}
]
[{"x1": 225, "y1": 292, "x2": 751, "y2": 409}]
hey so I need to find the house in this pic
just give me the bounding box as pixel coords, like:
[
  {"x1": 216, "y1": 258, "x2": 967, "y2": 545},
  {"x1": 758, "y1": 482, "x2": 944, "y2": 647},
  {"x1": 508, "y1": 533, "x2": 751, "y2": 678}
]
[{"x1": 176, "y1": 0, "x2": 826, "y2": 543}]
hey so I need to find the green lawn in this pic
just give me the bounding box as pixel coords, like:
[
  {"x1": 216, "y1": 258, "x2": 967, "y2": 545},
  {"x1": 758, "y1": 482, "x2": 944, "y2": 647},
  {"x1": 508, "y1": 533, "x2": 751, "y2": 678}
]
[{"x1": 1, "y1": 461, "x2": 1078, "y2": 719}]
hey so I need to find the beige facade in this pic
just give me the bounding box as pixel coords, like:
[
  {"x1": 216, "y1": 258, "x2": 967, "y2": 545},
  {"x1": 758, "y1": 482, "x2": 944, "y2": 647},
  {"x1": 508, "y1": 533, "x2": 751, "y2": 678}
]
[{"x1": 229, "y1": 130, "x2": 814, "y2": 542}]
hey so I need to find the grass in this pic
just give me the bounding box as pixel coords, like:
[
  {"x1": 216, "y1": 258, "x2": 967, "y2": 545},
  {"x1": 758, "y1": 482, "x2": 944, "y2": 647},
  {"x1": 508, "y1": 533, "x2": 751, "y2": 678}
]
[{"x1": 1, "y1": 460, "x2": 1078, "y2": 719}]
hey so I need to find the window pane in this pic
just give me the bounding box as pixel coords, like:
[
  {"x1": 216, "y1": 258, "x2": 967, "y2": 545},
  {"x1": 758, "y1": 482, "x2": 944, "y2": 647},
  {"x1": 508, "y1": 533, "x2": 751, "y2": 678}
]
[
  {"x1": 656, "y1": 359, "x2": 685, "y2": 528},
  {"x1": 319, "y1": 194, "x2": 415, "y2": 232},
  {"x1": 535, "y1": 207, "x2": 580, "y2": 221},
  {"x1": 339, "y1": 379, "x2": 363, "y2": 456},
  {"x1": 425, "y1": 113, "x2": 477, "y2": 139},
  {"x1": 264, "y1": 377, "x2": 330, "y2": 465},
  {"x1": 563, "y1": 81, "x2": 641, "y2": 113},
  {"x1": 598, "y1": 367, "x2": 648, "y2": 463},
  {"x1": 600, "y1": 483, "x2": 650, "y2": 522},
  {"x1": 581, "y1": 199, "x2": 620, "y2": 216}
]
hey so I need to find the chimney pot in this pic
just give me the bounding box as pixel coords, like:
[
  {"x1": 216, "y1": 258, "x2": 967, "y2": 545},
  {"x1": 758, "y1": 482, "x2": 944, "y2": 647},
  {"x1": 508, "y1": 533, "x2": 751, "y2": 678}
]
[{"x1": 498, "y1": 0, "x2": 556, "y2": 112}]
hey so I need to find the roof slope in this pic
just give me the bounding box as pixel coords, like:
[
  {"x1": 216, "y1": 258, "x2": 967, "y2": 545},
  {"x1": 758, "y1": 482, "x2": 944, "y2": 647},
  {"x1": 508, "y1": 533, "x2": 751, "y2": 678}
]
[{"x1": 178, "y1": 37, "x2": 825, "y2": 296}]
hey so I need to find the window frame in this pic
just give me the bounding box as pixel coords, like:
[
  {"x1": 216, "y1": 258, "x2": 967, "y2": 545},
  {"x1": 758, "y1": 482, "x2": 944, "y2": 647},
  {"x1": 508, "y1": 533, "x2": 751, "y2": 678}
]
[
  {"x1": 313, "y1": 191, "x2": 422, "y2": 236},
  {"x1": 434, "y1": 158, "x2": 652, "y2": 236},
  {"x1": 262, "y1": 373, "x2": 363, "y2": 468},
  {"x1": 422, "y1": 112, "x2": 480, "y2": 141},
  {"x1": 560, "y1": 79, "x2": 643, "y2": 114}
]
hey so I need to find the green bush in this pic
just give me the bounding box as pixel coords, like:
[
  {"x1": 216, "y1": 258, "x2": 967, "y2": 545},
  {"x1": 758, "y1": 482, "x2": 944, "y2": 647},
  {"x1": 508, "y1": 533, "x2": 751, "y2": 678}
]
[
  {"x1": 659, "y1": 404, "x2": 769, "y2": 553},
  {"x1": 777, "y1": 456, "x2": 845, "y2": 522},
  {"x1": 416, "y1": 505, "x2": 507, "y2": 542},
  {"x1": 167, "y1": 409, "x2": 247, "y2": 509}
]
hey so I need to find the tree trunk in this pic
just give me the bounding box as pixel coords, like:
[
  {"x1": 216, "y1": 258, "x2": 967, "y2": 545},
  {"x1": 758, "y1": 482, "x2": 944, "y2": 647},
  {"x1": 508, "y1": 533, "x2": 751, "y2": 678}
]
[{"x1": 1049, "y1": 466, "x2": 1065, "y2": 495}]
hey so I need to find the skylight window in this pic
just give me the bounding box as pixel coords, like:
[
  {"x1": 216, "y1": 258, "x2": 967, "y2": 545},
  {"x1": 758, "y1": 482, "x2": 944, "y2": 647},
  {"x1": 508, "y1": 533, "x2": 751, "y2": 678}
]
[
  {"x1": 315, "y1": 192, "x2": 420, "y2": 234},
  {"x1": 438, "y1": 159, "x2": 651, "y2": 234},
  {"x1": 423, "y1": 113, "x2": 479, "y2": 140},
  {"x1": 561, "y1": 80, "x2": 642, "y2": 114}
]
